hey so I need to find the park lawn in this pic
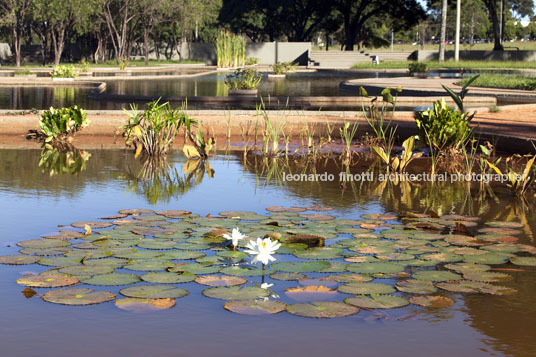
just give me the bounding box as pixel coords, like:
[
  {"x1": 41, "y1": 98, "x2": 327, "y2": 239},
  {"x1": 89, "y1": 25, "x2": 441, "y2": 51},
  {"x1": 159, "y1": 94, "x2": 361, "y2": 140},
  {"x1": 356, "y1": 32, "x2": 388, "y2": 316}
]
[
  {"x1": 0, "y1": 59, "x2": 204, "y2": 69},
  {"x1": 458, "y1": 74, "x2": 536, "y2": 90},
  {"x1": 351, "y1": 60, "x2": 536, "y2": 70}
]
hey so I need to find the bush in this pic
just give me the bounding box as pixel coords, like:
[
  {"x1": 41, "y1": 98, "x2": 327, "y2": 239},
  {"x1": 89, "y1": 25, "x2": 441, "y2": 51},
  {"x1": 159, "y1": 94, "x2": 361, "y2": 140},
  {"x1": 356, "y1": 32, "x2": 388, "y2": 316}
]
[
  {"x1": 271, "y1": 62, "x2": 296, "y2": 75},
  {"x1": 122, "y1": 99, "x2": 195, "y2": 156},
  {"x1": 51, "y1": 65, "x2": 78, "y2": 78},
  {"x1": 216, "y1": 31, "x2": 246, "y2": 68},
  {"x1": 224, "y1": 68, "x2": 262, "y2": 90},
  {"x1": 245, "y1": 57, "x2": 259, "y2": 65},
  {"x1": 119, "y1": 58, "x2": 129, "y2": 70},
  {"x1": 79, "y1": 59, "x2": 90, "y2": 73},
  {"x1": 408, "y1": 62, "x2": 427, "y2": 76},
  {"x1": 39, "y1": 106, "x2": 89, "y2": 144},
  {"x1": 414, "y1": 99, "x2": 473, "y2": 151}
]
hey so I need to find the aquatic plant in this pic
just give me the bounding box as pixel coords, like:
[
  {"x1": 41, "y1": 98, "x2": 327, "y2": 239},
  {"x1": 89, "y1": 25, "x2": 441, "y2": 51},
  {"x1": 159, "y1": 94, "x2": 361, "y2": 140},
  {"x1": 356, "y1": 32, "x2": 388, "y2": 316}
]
[
  {"x1": 216, "y1": 31, "x2": 246, "y2": 68},
  {"x1": 223, "y1": 228, "x2": 247, "y2": 249},
  {"x1": 183, "y1": 124, "x2": 216, "y2": 159},
  {"x1": 245, "y1": 57, "x2": 259, "y2": 65},
  {"x1": 78, "y1": 59, "x2": 90, "y2": 73},
  {"x1": 38, "y1": 147, "x2": 91, "y2": 176},
  {"x1": 408, "y1": 62, "x2": 427, "y2": 76},
  {"x1": 224, "y1": 68, "x2": 262, "y2": 90},
  {"x1": 339, "y1": 121, "x2": 359, "y2": 161},
  {"x1": 371, "y1": 136, "x2": 423, "y2": 173},
  {"x1": 119, "y1": 58, "x2": 129, "y2": 71},
  {"x1": 245, "y1": 237, "x2": 281, "y2": 266},
  {"x1": 51, "y1": 64, "x2": 78, "y2": 78},
  {"x1": 442, "y1": 74, "x2": 480, "y2": 113},
  {"x1": 486, "y1": 155, "x2": 536, "y2": 196},
  {"x1": 359, "y1": 86, "x2": 400, "y2": 144},
  {"x1": 38, "y1": 106, "x2": 89, "y2": 145},
  {"x1": 122, "y1": 99, "x2": 194, "y2": 157},
  {"x1": 272, "y1": 62, "x2": 296, "y2": 75}
]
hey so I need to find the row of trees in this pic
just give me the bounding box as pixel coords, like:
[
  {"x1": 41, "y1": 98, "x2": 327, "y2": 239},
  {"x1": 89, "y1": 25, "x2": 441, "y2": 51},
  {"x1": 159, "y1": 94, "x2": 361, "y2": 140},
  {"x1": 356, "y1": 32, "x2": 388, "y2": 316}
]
[{"x1": 0, "y1": 0, "x2": 534, "y2": 66}]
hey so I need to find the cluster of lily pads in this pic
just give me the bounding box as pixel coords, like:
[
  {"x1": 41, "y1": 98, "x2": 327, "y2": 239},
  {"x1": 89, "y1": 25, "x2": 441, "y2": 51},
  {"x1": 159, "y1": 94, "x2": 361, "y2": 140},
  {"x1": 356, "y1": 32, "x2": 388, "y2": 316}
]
[{"x1": 1, "y1": 207, "x2": 535, "y2": 317}]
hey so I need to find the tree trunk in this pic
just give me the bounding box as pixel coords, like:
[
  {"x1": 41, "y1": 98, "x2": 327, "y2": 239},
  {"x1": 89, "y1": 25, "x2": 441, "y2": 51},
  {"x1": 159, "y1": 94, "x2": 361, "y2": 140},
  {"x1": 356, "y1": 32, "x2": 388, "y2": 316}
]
[
  {"x1": 439, "y1": 0, "x2": 448, "y2": 61},
  {"x1": 12, "y1": 24, "x2": 21, "y2": 67},
  {"x1": 143, "y1": 27, "x2": 149, "y2": 65},
  {"x1": 344, "y1": 15, "x2": 355, "y2": 51},
  {"x1": 52, "y1": 27, "x2": 65, "y2": 66}
]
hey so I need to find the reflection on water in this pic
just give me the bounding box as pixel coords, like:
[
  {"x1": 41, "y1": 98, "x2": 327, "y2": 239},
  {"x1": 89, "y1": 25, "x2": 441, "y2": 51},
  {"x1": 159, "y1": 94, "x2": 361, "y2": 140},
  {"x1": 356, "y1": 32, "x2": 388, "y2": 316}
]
[
  {"x1": 0, "y1": 149, "x2": 535, "y2": 356},
  {"x1": 38, "y1": 147, "x2": 91, "y2": 176}
]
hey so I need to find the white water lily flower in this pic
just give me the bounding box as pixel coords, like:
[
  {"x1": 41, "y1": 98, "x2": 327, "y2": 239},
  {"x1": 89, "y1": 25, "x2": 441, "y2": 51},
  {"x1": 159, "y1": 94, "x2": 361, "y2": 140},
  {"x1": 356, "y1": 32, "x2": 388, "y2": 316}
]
[
  {"x1": 261, "y1": 283, "x2": 274, "y2": 289},
  {"x1": 223, "y1": 227, "x2": 246, "y2": 247},
  {"x1": 245, "y1": 237, "x2": 281, "y2": 265}
]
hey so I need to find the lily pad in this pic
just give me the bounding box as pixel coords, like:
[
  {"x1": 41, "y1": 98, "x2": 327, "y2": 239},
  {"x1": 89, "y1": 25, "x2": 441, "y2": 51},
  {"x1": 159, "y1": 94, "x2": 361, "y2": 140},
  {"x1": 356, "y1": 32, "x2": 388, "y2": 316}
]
[
  {"x1": 0, "y1": 255, "x2": 40, "y2": 265},
  {"x1": 444, "y1": 262, "x2": 491, "y2": 273},
  {"x1": 294, "y1": 247, "x2": 344, "y2": 260},
  {"x1": 464, "y1": 253, "x2": 510, "y2": 265},
  {"x1": 140, "y1": 271, "x2": 196, "y2": 284},
  {"x1": 409, "y1": 295, "x2": 454, "y2": 308},
  {"x1": 346, "y1": 262, "x2": 406, "y2": 274},
  {"x1": 83, "y1": 257, "x2": 127, "y2": 268},
  {"x1": 71, "y1": 221, "x2": 113, "y2": 229},
  {"x1": 216, "y1": 251, "x2": 249, "y2": 260},
  {"x1": 41, "y1": 230, "x2": 85, "y2": 239},
  {"x1": 195, "y1": 275, "x2": 247, "y2": 287},
  {"x1": 136, "y1": 239, "x2": 178, "y2": 250},
  {"x1": 156, "y1": 210, "x2": 191, "y2": 218},
  {"x1": 338, "y1": 282, "x2": 396, "y2": 295},
  {"x1": 115, "y1": 298, "x2": 176, "y2": 312},
  {"x1": 224, "y1": 300, "x2": 286, "y2": 315},
  {"x1": 345, "y1": 295, "x2": 409, "y2": 309},
  {"x1": 42, "y1": 288, "x2": 115, "y2": 305},
  {"x1": 321, "y1": 274, "x2": 373, "y2": 283},
  {"x1": 270, "y1": 272, "x2": 306, "y2": 281},
  {"x1": 17, "y1": 239, "x2": 70, "y2": 249},
  {"x1": 510, "y1": 256, "x2": 536, "y2": 266},
  {"x1": 463, "y1": 271, "x2": 512, "y2": 282},
  {"x1": 169, "y1": 263, "x2": 221, "y2": 275},
  {"x1": 412, "y1": 270, "x2": 462, "y2": 282},
  {"x1": 396, "y1": 280, "x2": 437, "y2": 294},
  {"x1": 17, "y1": 273, "x2": 79, "y2": 288},
  {"x1": 81, "y1": 273, "x2": 140, "y2": 286},
  {"x1": 19, "y1": 247, "x2": 71, "y2": 256},
  {"x1": 286, "y1": 301, "x2": 359, "y2": 318},
  {"x1": 202, "y1": 286, "x2": 270, "y2": 300},
  {"x1": 118, "y1": 209, "x2": 155, "y2": 215},
  {"x1": 58, "y1": 265, "x2": 115, "y2": 276},
  {"x1": 271, "y1": 261, "x2": 330, "y2": 273},
  {"x1": 285, "y1": 285, "x2": 338, "y2": 302},
  {"x1": 219, "y1": 266, "x2": 272, "y2": 277},
  {"x1": 124, "y1": 261, "x2": 174, "y2": 272},
  {"x1": 119, "y1": 285, "x2": 189, "y2": 299}
]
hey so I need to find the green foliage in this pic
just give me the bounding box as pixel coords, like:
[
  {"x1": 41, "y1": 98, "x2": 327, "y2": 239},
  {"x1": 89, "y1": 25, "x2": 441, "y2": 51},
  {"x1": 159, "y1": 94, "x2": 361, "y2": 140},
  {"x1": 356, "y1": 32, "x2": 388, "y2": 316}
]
[
  {"x1": 489, "y1": 105, "x2": 500, "y2": 113},
  {"x1": 14, "y1": 68, "x2": 33, "y2": 75},
  {"x1": 245, "y1": 57, "x2": 259, "y2": 65},
  {"x1": 272, "y1": 62, "x2": 296, "y2": 75},
  {"x1": 38, "y1": 147, "x2": 91, "y2": 176},
  {"x1": 51, "y1": 65, "x2": 78, "y2": 78},
  {"x1": 39, "y1": 106, "x2": 89, "y2": 143},
  {"x1": 458, "y1": 74, "x2": 536, "y2": 91},
  {"x1": 119, "y1": 58, "x2": 129, "y2": 70},
  {"x1": 79, "y1": 59, "x2": 90, "y2": 72},
  {"x1": 216, "y1": 31, "x2": 246, "y2": 68},
  {"x1": 443, "y1": 74, "x2": 480, "y2": 112},
  {"x1": 371, "y1": 136, "x2": 423, "y2": 173},
  {"x1": 486, "y1": 155, "x2": 536, "y2": 196},
  {"x1": 224, "y1": 68, "x2": 262, "y2": 90},
  {"x1": 122, "y1": 99, "x2": 195, "y2": 156},
  {"x1": 415, "y1": 99, "x2": 473, "y2": 151},
  {"x1": 408, "y1": 62, "x2": 427, "y2": 76},
  {"x1": 359, "y1": 86, "x2": 401, "y2": 142}
]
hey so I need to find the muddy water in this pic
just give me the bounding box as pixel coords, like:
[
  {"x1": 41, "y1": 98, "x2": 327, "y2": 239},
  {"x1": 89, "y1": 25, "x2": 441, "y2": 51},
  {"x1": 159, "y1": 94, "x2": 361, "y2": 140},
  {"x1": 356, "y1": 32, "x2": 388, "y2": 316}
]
[{"x1": 0, "y1": 149, "x2": 534, "y2": 356}]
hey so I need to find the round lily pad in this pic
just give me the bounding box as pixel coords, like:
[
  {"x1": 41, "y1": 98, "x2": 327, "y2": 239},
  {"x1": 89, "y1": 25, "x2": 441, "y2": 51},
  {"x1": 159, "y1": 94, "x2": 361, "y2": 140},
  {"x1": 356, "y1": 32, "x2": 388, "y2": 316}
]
[
  {"x1": 202, "y1": 286, "x2": 270, "y2": 300},
  {"x1": 346, "y1": 262, "x2": 406, "y2": 274},
  {"x1": 195, "y1": 275, "x2": 247, "y2": 287},
  {"x1": 42, "y1": 288, "x2": 115, "y2": 305},
  {"x1": 169, "y1": 263, "x2": 221, "y2": 275},
  {"x1": 19, "y1": 247, "x2": 71, "y2": 256},
  {"x1": 224, "y1": 300, "x2": 286, "y2": 315},
  {"x1": 156, "y1": 210, "x2": 191, "y2": 218},
  {"x1": 412, "y1": 270, "x2": 462, "y2": 282},
  {"x1": 17, "y1": 239, "x2": 70, "y2": 249},
  {"x1": 464, "y1": 253, "x2": 510, "y2": 265},
  {"x1": 270, "y1": 272, "x2": 306, "y2": 281},
  {"x1": 58, "y1": 265, "x2": 115, "y2": 276},
  {"x1": 115, "y1": 298, "x2": 176, "y2": 312},
  {"x1": 299, "y1": 214, "x2": 335, "y2": 221},
  {"x1": 114, "y1": 250, "x2": 165, "y2": 260},
  {"x1": 141, "y1": 271, "x2": 196, "y2": 284},
  {"x1": 124, "y1": 261, "x2": 174, "y2": 272},
  {"x1": 285, "y1": 286, "x2": 338, "y2": 302},
  {"x1": 294, "y1": 247, "x2": 344, "y2": 260},
  {"x1": 0, "y1": 255, "x2": 40, "y2": 265},
  {"x1": 136, "y1": 239, "x2": 178, "y2": 250},
  {"x1": 71, "y1": 221, "x2": 113, "y2": 229},
  {"x1": 271, "y1": 261, "x2": 330, "y2": 273},
  {"x1": 118, "y1": 208, "x2": 155, "y2": 215},
  {"x1": 38, "y1": 256, "x2": 83, "y2": 267},
  {"x1": 286, "y1": 301, "x2": 359, "y2": 318},
  {"x1": 485, "y1": 221, "x2": 524, "y2": 229},
  {"x1": 119, "y1": 285, "x2": 189, "y2": 299},
  {"x1": 463, "y1": 271, "x2": 512, "y2": 282},
  {"x1": 345, "y1": 295, "x2": 409, "y2": 309},
  {"x1": 510, "y1": 256, "x2": 536, "y2": 266},
  {"x1": 410, "y1": 295, "x2": 454, "y2": 308},
  {"x1": 435, "y1": 280, "x2": 515, "y2": 294},
  {"x1": 396, "y1": 280, "x2": 437, "y2": 294},
  {"x1": 338, "y1": 282, "x2": 396, "y2": 295},
  {"x1": 83, "y1": 257, "x2": 127, "y2": 268},
  {"x1": 17, "y1": 273, "x2": 79, "y2": 288},
  {"x1": 41, "y1": 230, "x2": 85, "y2": 239},
  {"x1": 444, "y1": 263, "x2": 491, "y2": 273},
  {"x1": 321, "y1": 274, "x2": 373, "y2": 283},
  {"x1": 219, "y1": 266, "x2": 271, "y2": 276},
  {"x1": 81, "y1": 273, "x2": 140, "y2": 286},
  {"x1": 216, "y1": 251, "x2": 249, "y2": 260}
]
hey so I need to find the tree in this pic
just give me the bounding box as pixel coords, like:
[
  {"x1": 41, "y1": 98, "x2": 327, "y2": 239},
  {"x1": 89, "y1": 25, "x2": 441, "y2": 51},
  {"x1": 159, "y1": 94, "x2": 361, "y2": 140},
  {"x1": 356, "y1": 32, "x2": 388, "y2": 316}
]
[
  {"x1": 333, "y1": 0, "x2": 425, "y2": 51},
  {"x1": 0, "y1": 0, "x2": 32, "y2": 67},
  {"x1": 438, "y1": 0, "x2": 447, "y2": 61},
  {"x1": 100, "y1": 0, "x2": 140, "y2": 61}
]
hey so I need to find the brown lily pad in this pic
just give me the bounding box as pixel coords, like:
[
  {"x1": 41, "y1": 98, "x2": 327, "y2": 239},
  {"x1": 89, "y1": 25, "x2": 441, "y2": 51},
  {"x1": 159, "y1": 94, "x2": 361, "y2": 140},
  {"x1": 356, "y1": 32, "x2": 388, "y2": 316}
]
[
  {"x1": 42, "y1": 288, "x2": 115, "y2": 305},
  {"x1": 285, "y1": 285, "x2": 338, "y2": 302},
  {"x1": 17, "y1": 273, "x2": 79, "y2": 288},
  {"x1": 156, "y1": 210, "x2": 191, "y2": 218},
  {"x1": 195, "y1": 275, "x2": 247, "y2": 287},
  {"x1": 115, "y1": 297, "x2": 176, "y2": 312},
  {"x1": 71, "y1": 221, "x2": 113, "y2": 229},
  {"x1": 118, "y1": 209, "x2": 155, "y2": 215},
  {"x1": 409, "y1": 295, "x2": 454, "y2": 308}
]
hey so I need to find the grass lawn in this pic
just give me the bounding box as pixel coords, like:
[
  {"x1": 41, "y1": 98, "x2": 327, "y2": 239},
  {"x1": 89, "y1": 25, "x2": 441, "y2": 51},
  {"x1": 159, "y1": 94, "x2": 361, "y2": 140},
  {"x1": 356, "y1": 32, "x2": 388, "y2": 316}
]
[
  {"x1": 0, "y1": 59, "x2": 205, "y2": 69},
  {"x1": 351, "y1": 60, "x2": 536, "y2": 70},
  {"x1": 458, "y1": 74, "x2": 536, "y2": 90},
  {"x1": 313, "y1": 41, "x2": 536, "y2": 52}
]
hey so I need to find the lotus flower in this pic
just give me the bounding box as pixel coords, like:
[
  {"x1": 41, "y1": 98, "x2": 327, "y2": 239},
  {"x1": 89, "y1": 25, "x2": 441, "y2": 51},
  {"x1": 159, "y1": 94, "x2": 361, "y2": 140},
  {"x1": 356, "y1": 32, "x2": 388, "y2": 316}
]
[
  {"x1": 223, "y1": 228, "x2": 246, "y2": 248},
  {"x1": 245, "y1": 237, "x2": 281, "y2": 265}
]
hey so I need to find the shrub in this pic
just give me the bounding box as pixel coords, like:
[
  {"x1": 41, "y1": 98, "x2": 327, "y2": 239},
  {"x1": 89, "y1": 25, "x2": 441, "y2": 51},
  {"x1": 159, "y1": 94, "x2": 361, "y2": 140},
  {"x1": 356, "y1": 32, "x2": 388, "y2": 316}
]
[
  {"x1": 414, "y1": 98, "x2": 473, "y2": 151},
  {"x1": 39, "y1": 106, "x2": 89, "y2": 144},
  {"x1": 14, "y1": 68, "x2": 33, "y2": 75},
  {"x1": 119, "y1": 58, "x2": 129, "y2": 70},
  {"x1": 224, "y1": 68, "x2": 262, "y2": 90},
  {"x1": 271, "y1": 62, "x2": 296, "y2": 75},
  {"x1": 122, "y1": 99, "x2": 195, "y2": 156},
  {"x1": 245, "y1": 57, "x2": 259, "y2": 65},
  {"x1": 408, "y1": 62, "x2": 427, "y2": 76},
  {"x1": 216, "y1": 31, "x2": 246, "y2": 68},
  {"x1": 79, "y1": 59, "x2": 90, "y2": 73},
  {"x1": 51, "y1": 65, "x2": 78, "y2": 78}
]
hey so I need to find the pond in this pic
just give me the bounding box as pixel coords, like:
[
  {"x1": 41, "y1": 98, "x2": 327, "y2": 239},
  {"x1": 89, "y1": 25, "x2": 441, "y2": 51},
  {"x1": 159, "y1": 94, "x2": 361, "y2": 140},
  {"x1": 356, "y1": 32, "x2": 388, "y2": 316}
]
[{"x1": 0, "y1": 149, "x2": 535, "y2": 356}]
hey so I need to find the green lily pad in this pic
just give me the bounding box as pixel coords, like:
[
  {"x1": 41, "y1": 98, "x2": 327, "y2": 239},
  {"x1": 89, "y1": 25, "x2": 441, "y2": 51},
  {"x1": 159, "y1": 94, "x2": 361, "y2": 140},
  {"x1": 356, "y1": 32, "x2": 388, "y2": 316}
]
[
  {"x1": 444, "y1": 262, "x2": 491, "y2": 273},
  {"x1": 119, "y1": 285, "x2": 189, "y2": 299},
  {"x1": 58, "y1": 265, "x2": 115, "y2": 276},
  {"x1": 463, "y1": 271, "x2": 512, "y2": 282},
  {"x1": 42, "y1": 288, "x2": 115, "y2": 305},
  {"x1": 202, "y1": 286, "x2": 270, "y2": 300},
  {"x1": 195, "y1": 275, "x2": 247, "y2": 287},
  {"x1": 271, "y1": 261, "x2": 331, "y2": 273},
  {"x1": 140, "y1": 271, "x2": 196, "y2": 284},
  {"x1": 464, "y1": 253, "x2": 510, "y2": 265},
  {"x1": 224, "y1": 300, "x2": 287, "y2": 315},
  {"x1": 17, "y1": 239, "x2": 70, "y2": 249},
  {"x1": 124, "y1": 261, "x2": 174, "y2": 272},
  {"x1": 294, "y1": 247, "x2": 344, "y2": 260},
  {"x1": 286, "y1": 301, "x2": 359, "y2": 318},
  {"x1": 270, "y1": 272, "x2": 306, "y2": 281},
  {"x1": 396, "y1": 280, "x2": 437, "y2": 294},
  {"x1": 81, "y1": 273, "x2": 140, "y2": 286},
  {"x1": 319, "y1": 262, "x2": 348, "y2": 273},
  {"x1": 219, "y1": 265, "x2": 272, "y2": 276},
  {"x1": 17, "y1": 273, "x2": 79, "y2": 288},
  {"x1": 345, "y1": 295, "x2": 409, "y2": 309},
  {"x1": 19, "y1": 247, "x2": 71, "y2": 256},
  {"x1": 71, "y1": 221, "x2": 113, "y2": 229},
  {"x1": 41, "y1": 230, "x2": 85, "y2": 239},
  {"x1": 346, "y1": 262, "x2": 406, "y2": 274},
  {"x1": 0, "y1": 255, "x2": 40, "y2": 265},
  {"x1": 114, "y1": 250, "x2": 165, "y2": 260},
  {"x1": 510, "y1": 256, "x2": 536, "y2": 266},
  {"x1": 412, "y1": 270, "x2": 462, "y2": 282},
  {"x1": 216, "y1": 251, "x2": 249, "y2": 260},
  {"x1": 321, "y1": 274, "x2": 373, "y2": 283},
  {"x1": 437, "y1": 280, "x2": 516, "y2": 295},
  {"x1": 338, "y1": 282, "x2": 396, "y2": 295},
  {"x1": 136, "y1": 239, "x2": 178, "y2": 250},
  {"x1": 115, "y1": 297, "x2": 176, "y2": 312},
  {"x1": 484, "y1": 221, "x2": 524, "y2": 229},
  {"x1": 169, "y1": 263, "x2": 221, "y2": 275},
  {"x1": 83, "y1": 257, "x2": 127, "y2": 268},
  {"x1": 410, "y1": 295, "x2": 454, "y2": 308},
  {"x1": 118, "y1": 208, "x2": 155, "y2": 215},
  {"x1": 38, "y1": 256, "x2": 83, "y2": 267}
]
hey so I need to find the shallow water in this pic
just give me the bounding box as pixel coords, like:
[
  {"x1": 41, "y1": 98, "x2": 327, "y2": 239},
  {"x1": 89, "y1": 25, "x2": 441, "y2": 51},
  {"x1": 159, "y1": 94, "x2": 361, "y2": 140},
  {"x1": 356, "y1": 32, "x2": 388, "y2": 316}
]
[{"x1": 0, "y1": 149, "x2": 535, "y2": 356}]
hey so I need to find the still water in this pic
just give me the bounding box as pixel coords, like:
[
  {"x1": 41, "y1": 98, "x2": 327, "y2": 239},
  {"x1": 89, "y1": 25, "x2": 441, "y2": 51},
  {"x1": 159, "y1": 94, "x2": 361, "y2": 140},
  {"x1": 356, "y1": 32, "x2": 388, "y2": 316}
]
[{"x1": 0, "y1": 149, "x2": 535, "y2": 356}]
